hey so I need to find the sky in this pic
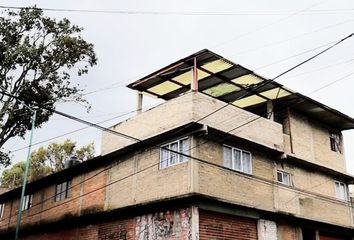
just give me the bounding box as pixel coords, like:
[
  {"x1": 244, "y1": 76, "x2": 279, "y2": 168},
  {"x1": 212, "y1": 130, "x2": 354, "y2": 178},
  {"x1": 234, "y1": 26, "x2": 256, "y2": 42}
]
[{"x1": 1, "y1": 0, "x2": 354, "y2": 176}]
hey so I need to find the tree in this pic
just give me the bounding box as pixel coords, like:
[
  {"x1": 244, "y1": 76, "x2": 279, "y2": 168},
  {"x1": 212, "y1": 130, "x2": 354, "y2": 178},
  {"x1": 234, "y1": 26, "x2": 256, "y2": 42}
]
[
  {"x1": 0, "y1": 7, "x2": 97, "y2": 167},
  {"x1": 0, "y1": 139, "x2": 95, "y2": 188}
]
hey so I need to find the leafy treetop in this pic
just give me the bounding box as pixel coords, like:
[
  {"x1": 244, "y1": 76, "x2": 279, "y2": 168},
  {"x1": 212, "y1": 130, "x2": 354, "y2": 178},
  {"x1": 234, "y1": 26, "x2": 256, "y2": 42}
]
[{"x1": 0, "y1": 7, "x2": 97, "y2": 167}]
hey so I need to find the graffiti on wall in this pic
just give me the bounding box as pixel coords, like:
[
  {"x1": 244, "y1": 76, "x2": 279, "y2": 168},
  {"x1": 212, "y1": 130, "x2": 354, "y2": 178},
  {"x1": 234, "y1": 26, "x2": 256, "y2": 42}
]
[{"x1": 135, "y1": 208, "x2": 191, "y2": 240}]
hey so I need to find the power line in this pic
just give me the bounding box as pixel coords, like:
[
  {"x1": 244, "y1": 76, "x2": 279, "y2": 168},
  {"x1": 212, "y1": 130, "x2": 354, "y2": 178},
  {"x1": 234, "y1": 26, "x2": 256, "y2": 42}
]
[
  {"x1": 1, "y1": 67, "x2": 353, "y2": 225},
  {"x1": 8, "y1": 107, "x2": 146, "y2": 154},
  {"x1": 175, "y1": 32, "x2": 354, "y2": 135},
  {"x1": 2, "y1": 5, "x2": 354, "y2": 16},
  {"x1": 210, "y1": 0, "x2": 327, "y2": 49},
  {"x1": 227, "y1": 17, "x2": 354, "y2": 58},
  {"x1": 0, "y1": 31, "x2": 353, "y2": 226}
]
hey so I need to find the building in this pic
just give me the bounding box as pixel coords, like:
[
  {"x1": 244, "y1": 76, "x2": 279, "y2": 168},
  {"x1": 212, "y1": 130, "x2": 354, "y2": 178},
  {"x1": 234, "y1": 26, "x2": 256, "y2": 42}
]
[{"x1": 0, "y1": 49, "x2": 353, "y2": 239}]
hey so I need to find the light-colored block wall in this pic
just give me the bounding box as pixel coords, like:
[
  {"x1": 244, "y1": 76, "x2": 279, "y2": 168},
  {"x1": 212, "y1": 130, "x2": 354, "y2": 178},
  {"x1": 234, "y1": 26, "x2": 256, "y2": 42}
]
[
  {"x1": 101, "y1": 92, "x2": 284, "y2": 155},
  {"x1": 195, "y1": 138, "x2": 353, "y2": 227},
  {"x1": 106, "y1": 146, "x2": 190, "y2": 210},
  {"x1": 288, "y1": 110, "x2": 346, "y2": 172}
]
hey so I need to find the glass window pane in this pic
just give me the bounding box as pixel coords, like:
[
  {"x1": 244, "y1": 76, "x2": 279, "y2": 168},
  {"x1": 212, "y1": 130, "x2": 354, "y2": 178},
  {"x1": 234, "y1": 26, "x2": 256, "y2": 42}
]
[
  {"x1": 233, "y1": 149, "x2": 241, "y2": 171},
  {"x1": 283, "y1": 173, "x2": 289, "y2": 185},
  {"x1": 277, "y1": 172, "x2": 283, "y2": 182},
  {"x1": 60, "y1": 182, "x2": 67, "y2": 200},
  {"x1": 55, "y1": 184, "x2": 61, "y2": 201},
  {"x1": 180, "y1": 139, "x2": 189, "y2": 162},
  {"x1": 22, "y1": 196, "x2": 27, "y2": 210},
  {"x1": 67, "y1": 180, "x2": 72, "y2": 198},
  {"x1": 242, "y1": 152, "x2": 251, "y2": 173},
  {"x1": 160, "y1": 147, "x2": 169, "y2": 169},
  {"x1": 29, "y1": 195, "x2": 32, "y2": 208},
  {"x1": 223, "y1": 146, "x2": 232, "y2": 168},
  {"x1": 170, "y1": 142, "x2": 178, "y2": 165}
]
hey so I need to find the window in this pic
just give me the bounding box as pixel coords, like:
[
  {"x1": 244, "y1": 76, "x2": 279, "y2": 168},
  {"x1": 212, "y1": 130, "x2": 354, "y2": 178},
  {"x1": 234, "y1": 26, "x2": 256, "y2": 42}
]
[
  {"x1": 160, "y1": 138, "x2": 189, "y2": 169},
  {"x1": 22, "y1": 194, "x2": 32, "y2": 211},
  {"x1": 55, "y1": 180, "x2": 72, "y2": 202},
  {"x1": 223, "y1": 146, "x2": 252, "y2": 174},
  {"x1": 0, "y1": 203, "x2": 4, "y2": 219},
  {"x1": 335, "y1": 181, "x2": 347, "y2": 201},
  {"x1": 277, "y1": 170, "x2": 290, "y2": 185},
  {"x1": 330, "y1": 132, "x2": 343, "y2": 153}
]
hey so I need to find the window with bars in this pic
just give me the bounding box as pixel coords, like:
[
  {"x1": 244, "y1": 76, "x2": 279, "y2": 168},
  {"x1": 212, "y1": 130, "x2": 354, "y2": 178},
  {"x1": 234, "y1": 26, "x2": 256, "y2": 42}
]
[
  {"x1": 55, "y1": 180, "x2": 72, "y2": 202},
  {"x1": 22, "y1": 194, "x2": 32, "y2": 211},
  {"x1": 160, "y1": 138, "x2": 189, "y2": 169},
  {"x1": 223, "y1": 145, "x2": 252, "y2": 174}
]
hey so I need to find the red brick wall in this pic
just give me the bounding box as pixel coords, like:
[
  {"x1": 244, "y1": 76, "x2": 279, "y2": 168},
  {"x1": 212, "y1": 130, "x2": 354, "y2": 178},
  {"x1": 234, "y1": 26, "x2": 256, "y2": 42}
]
[
  {"x1": 199, "y1": 210, "x2": 257, "y2": 240},
  {"x1": 2, "y1": 207, "x2": 191, "y2": 240},
  {"x1": 277, "y1": 223, "x2": 300, "y2": 240},
  {"x1": 319, "y1": 236, "x2": 345, "y2": 240},
  {"x1": 17, "y1": 218, "x2": 134, "y2": 240},
  {"x1": 0, "y1": 166, "x2": 108, "y2": 232}
]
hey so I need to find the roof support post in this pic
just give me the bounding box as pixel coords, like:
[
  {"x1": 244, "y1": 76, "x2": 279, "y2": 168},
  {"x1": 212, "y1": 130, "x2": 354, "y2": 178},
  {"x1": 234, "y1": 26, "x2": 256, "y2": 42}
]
[
  {"x1": 267, "y1": 100, "x2": 274, "y2": 121},
  {"x1": 136, "y1": 91, "x2": 143, "y2": 114},
  {"x1": 191, "y1": 57, "x2": 198, "y2": 92}
]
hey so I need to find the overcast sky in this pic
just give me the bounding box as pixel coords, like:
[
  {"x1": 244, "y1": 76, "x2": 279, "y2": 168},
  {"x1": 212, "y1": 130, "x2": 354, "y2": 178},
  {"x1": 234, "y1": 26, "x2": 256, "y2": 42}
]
[{"x1": 1, "y1": 0, "x2": 354, "y2": 175}]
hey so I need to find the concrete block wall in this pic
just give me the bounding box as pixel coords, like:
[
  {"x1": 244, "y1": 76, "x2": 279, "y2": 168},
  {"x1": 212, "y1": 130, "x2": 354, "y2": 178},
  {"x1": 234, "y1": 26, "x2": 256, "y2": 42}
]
[
  {"x1": 101, "y1": 92, "x2": 284, "y2": 155},
  {"x1": 106, "y1": 148, "x2": 190, "y2": 210},
  {"x1": 288, "y1": 111, "x2": 346, "y2": 172},
  {"x1": 195, "y1": 137, "x2": 353, "y2": 227}
]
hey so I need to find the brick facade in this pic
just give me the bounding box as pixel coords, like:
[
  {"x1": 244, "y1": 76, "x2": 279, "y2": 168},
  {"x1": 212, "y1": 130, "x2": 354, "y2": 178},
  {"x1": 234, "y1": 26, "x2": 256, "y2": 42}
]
[{"x1": 199, "y1": 210, "x2": 258, "y2": 240}]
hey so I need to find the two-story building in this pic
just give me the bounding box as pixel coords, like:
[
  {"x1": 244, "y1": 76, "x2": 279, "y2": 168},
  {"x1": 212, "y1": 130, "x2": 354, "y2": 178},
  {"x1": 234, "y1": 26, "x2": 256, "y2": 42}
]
[{"x1": 0, "y1": 49, "x2": 353, "y2": 239}]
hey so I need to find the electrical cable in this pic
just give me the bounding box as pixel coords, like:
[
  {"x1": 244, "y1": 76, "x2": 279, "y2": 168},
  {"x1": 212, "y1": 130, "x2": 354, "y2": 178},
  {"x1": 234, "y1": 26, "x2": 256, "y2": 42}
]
[
  {"x1": 0, "y1": 30, "x2": 353, "y2": 227},
  {"x1": 167, "y1": 32, "x2": 354, "y2": 140},
  {"x1": 210, "y1": 0, "x2": 327, "y2": 49},
  {"x1": 1, "y1": 68, "x2": 353, "y2": 226},
  {"x1": 227, "y1": 17, "x2": 354, "y2": 58},
  {"x1": 2, "y1": 5, "x2": 354, "y2": 16}
]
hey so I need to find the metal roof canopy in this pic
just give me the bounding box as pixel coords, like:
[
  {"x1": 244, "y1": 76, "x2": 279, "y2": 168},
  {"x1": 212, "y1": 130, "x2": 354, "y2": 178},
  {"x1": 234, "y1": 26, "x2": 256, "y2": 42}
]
[{"x1": 127, "y1": 49, "x2": 354, "y2": 130}]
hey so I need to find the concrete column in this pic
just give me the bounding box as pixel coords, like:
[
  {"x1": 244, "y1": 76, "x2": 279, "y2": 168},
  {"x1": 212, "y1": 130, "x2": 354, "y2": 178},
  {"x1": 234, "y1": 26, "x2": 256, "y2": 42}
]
[
  {"x1": 189, "y1": 136, "x2": 199, "y2": 193},
  {"x1": 267, "y1": 100, "x2": 274, "y2": 121},
  {"x1": 257, "y1": 219, "x2": 277, "y2": 240},
  {"x1": 191, "y1": 206, "x2": 199, "y2": 240},
  {"x1": 136, "y1": 92, "x2": 143, "y2": 113}
]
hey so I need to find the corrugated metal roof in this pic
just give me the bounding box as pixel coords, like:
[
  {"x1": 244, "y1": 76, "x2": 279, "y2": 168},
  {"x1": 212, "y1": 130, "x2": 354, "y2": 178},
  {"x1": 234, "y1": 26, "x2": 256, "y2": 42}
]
[{"x1": 127, "y1": 49, "x2": 354, "y2": 130}]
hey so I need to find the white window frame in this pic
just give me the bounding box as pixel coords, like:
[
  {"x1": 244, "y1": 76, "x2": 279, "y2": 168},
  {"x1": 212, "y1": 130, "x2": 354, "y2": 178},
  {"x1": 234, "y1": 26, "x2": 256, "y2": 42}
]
[
  {"x1": 55, "y1": 180, "x2": 72, "y2": 202},
  {"x1": 160, "y1": 137, "x2": 189, "y2": 169},
  {"x1": 277, "y1": 170, "x2": 290, "y2": 186},
  {"x1": 334, "y1": 181, "x2": 347, "y2": 201},
  {"x1": 0, "y1": 203, "x2": 4, "y2": 219},
  {"x1": 223, "y1": 145, "x2": 252, "y2": 174},
  {"x1": 22, "y1": 194, "x2": 33, "y2": 211}
]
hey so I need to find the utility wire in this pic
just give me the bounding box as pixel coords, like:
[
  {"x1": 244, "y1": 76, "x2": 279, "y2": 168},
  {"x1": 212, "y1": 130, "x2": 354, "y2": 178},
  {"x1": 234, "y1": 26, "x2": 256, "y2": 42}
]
[
  {"x1": 1, "y1": 31, "x2": 352, "y2": 192},
  {"x1": 2, "y1": 5, "x2": 354, "y2": 16},
  {"x1": 227, "y1": 17, "x2": 354, "y2": 58},
  {"x1": 1, "y1": 64, "x2": 354, "y2": 225},
  {"x1": 0, "y1": 31, "x2": 353, "y2": 226},
  {"x1": 210, "y1": 0, "x2": 327, "y2": 49},
  {"x1": 172, "y1": 32, "x2": 354, "y2": 136},
  {"x1": 8, "y1": 107, "x2": 146, "y2": 154}
]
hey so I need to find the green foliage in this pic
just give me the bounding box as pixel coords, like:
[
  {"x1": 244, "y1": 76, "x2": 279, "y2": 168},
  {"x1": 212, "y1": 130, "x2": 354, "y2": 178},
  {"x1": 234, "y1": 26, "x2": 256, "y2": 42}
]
[
  {"x1": 0, "y1": 139, "x2": 95, "y2": 188},
  {"x1": 0, "y1": 7, "x2": 97, "y2": 166}
]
